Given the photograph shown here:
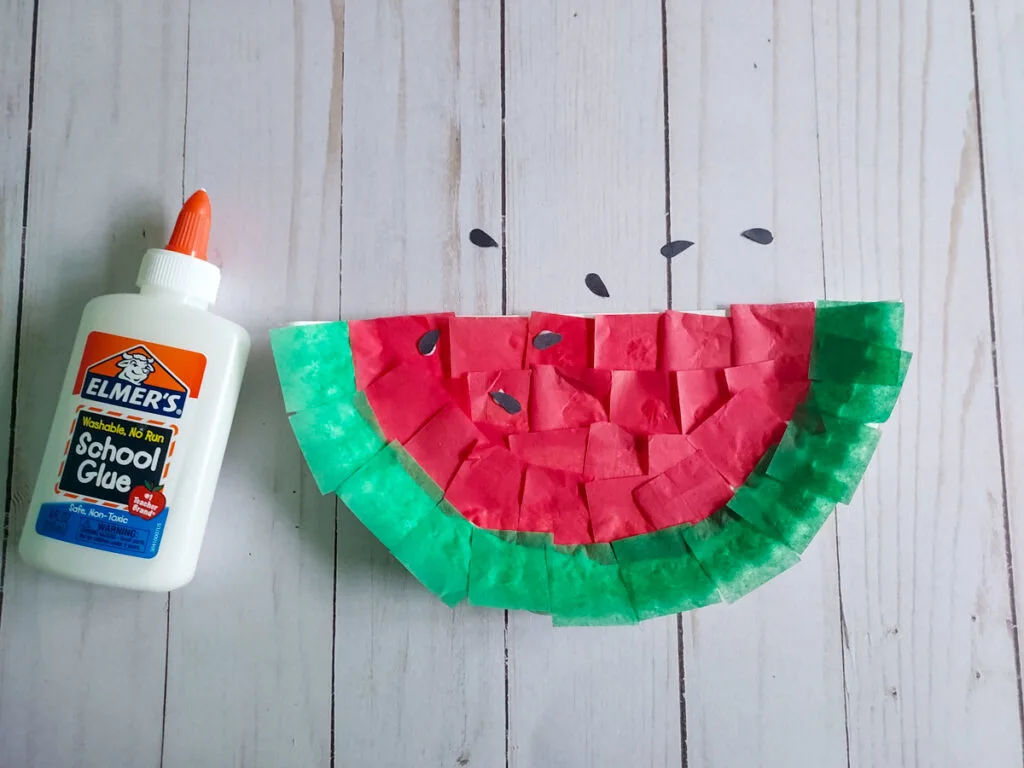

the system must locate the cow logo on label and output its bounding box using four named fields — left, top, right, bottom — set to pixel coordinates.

left=80, top=345, right=189, bottom=417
